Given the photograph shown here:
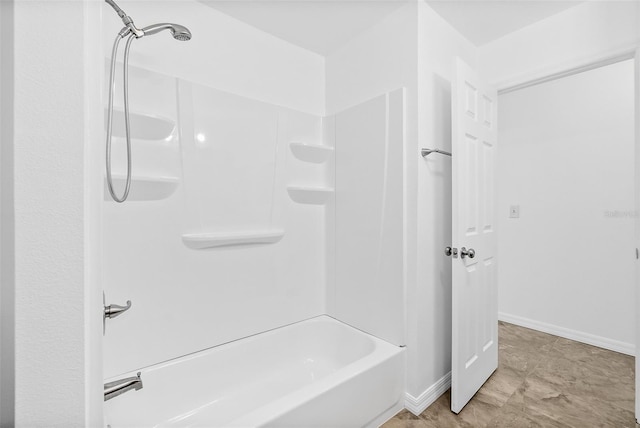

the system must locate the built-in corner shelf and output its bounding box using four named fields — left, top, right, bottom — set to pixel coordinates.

left=181, top=230, right=285, bottom=250
left=287, top=186, right=334, bottom=205
left=289, top=142, right=334, bottom=164
left=107, top=109, right=176, bottom=141
left=104, top=175, right=180, bottom=201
